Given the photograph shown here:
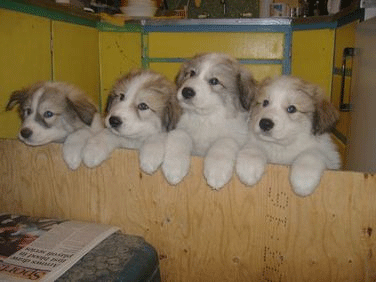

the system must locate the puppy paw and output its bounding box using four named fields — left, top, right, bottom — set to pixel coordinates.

left=83, top=138, right=111, bottom=168
left=236, top=155, right=266, bottom=186
left=290, top=165, right=322, bottom=197
left=139, top=141, right=165, bottom=175
left=63, top=143, right=83, bottom=170
left=204, top=155, right=234, bottom=190
left=162, top=155, right=190, bottom=185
